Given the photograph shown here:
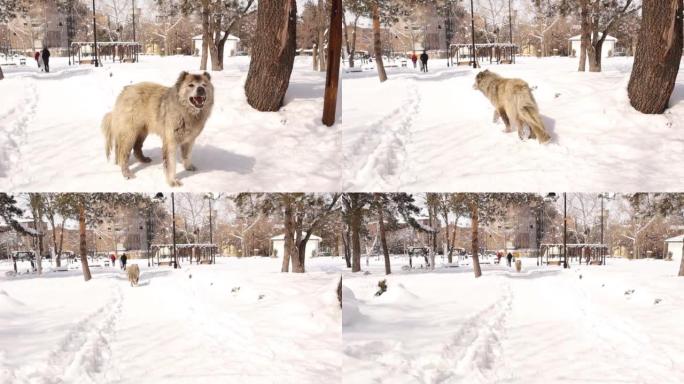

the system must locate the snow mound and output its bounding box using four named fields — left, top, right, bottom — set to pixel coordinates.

left=342, top=285, right=364, bottom=326
left=374, top=282, right=419, bottom=304
left=0, top=289, right=25, bottom=309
